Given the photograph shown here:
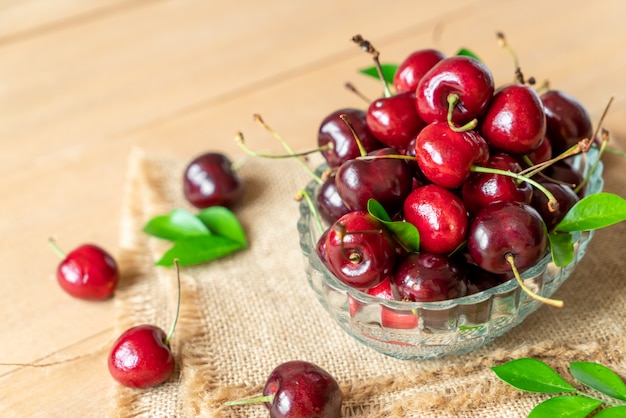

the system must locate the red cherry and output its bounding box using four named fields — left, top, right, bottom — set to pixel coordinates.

left=403, top=184, right=469, bottom=254
left=324, top=211, right=396, bottom=289
left=392, top=252, right=468, bottom=302
left=50, top=239, right=119, bottom=300
left=415, top=55, right=495, bottom=127
left=226, top=361, right=342, bottom=417
left=467, top=201, right=547, bottom=274
left=183, top=152, right=242, bottom=208
left=393, top=48, right=446, bottom=93
left=317, top=108, right=383, bottom=168
left=414, top=120, right=489, bottom=189
left=107, top=324, right=175, bottom=389
left=461, top=152, right=533, bottom=215
left=335, top=147, right=413, bottom=216
left=365, top=91, right=426, bottom=152
left=108, top=260, right=182, bottom=388
left=480, top=84, right=546, bottom=154
left=540, top=89, right=594, bottom=156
